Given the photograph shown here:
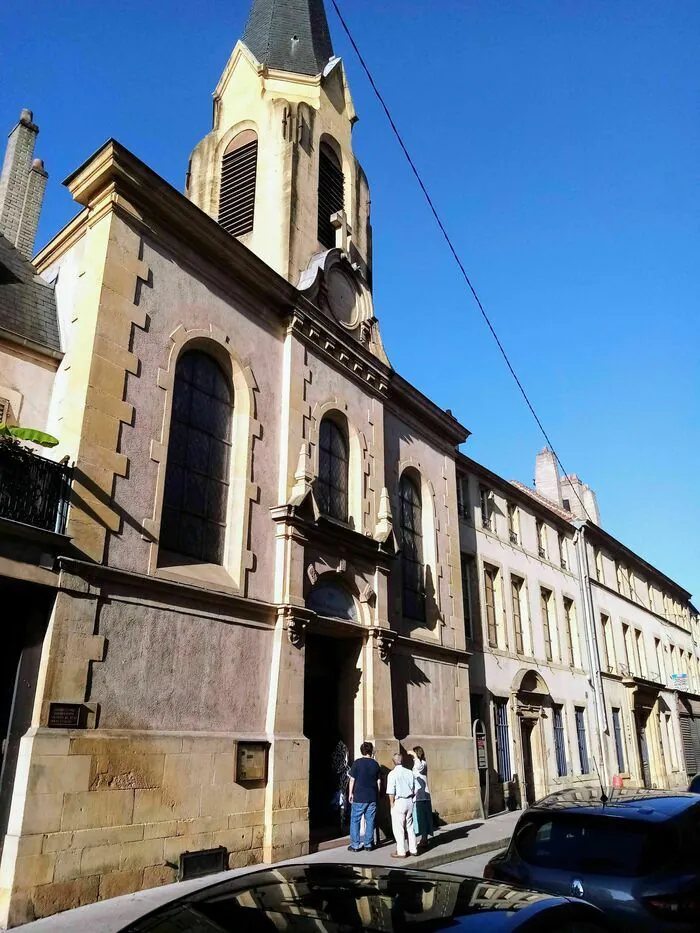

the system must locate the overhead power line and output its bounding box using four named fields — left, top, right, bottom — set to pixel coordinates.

left=330, top=0, right=593, bottom=524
